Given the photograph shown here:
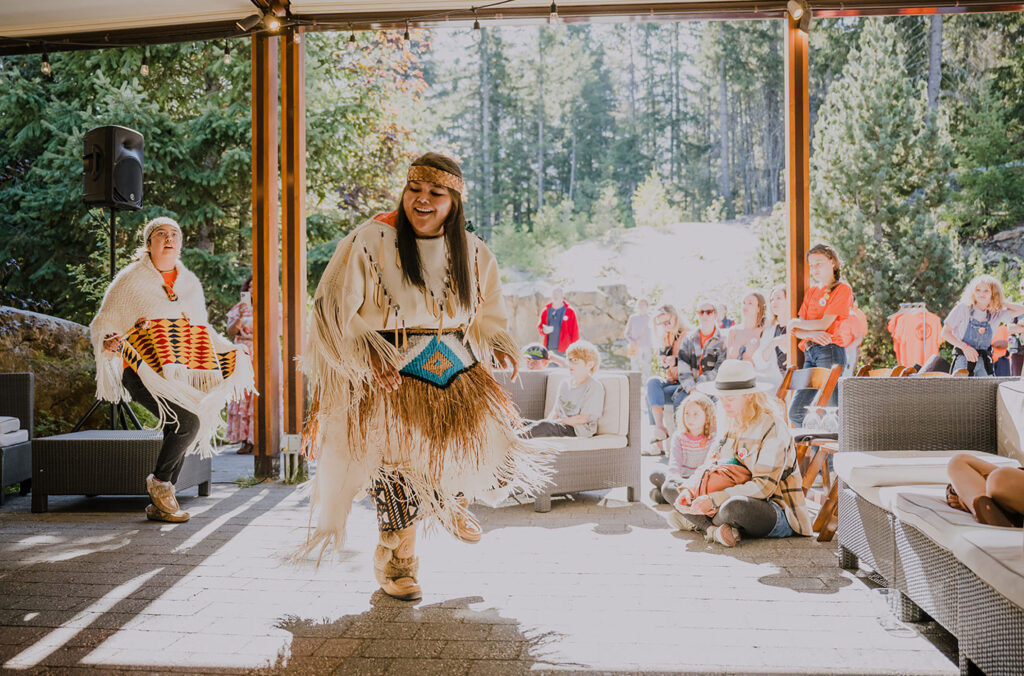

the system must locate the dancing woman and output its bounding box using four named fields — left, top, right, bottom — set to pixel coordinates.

left=90, top=217, right=255, bottom=522
left=299, top=153, right=550, bottom=600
